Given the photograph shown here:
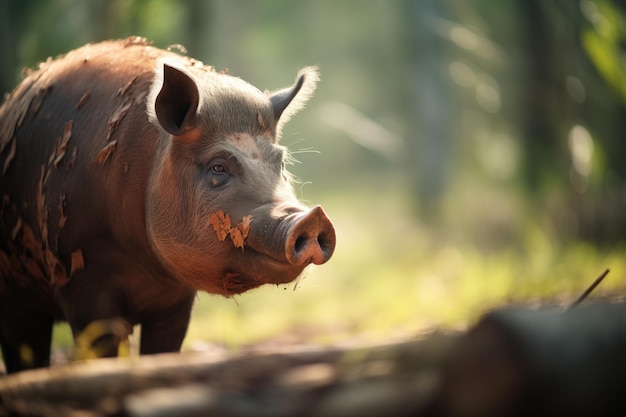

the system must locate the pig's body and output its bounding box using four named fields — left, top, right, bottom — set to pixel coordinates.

left=0, top=37, right=335, bottom=373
